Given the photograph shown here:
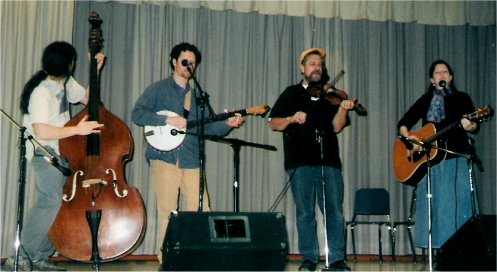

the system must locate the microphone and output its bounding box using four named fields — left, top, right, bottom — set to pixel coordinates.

left=180, top=59, right=194, bottom=74
left=181, top=59, right=190, bottom=67
left=181, top=59, right=194, bottom=74
left=26, top=135, right=71, bottom=176
left=52, top=158, right=72, bottom=177
left=439, top=80, right=447, bottom=89
left=439, top=80, right=452, bottom=95
left=399, top=135, right=413, bottom=150
left=43, top=156, right=71, bottom=176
